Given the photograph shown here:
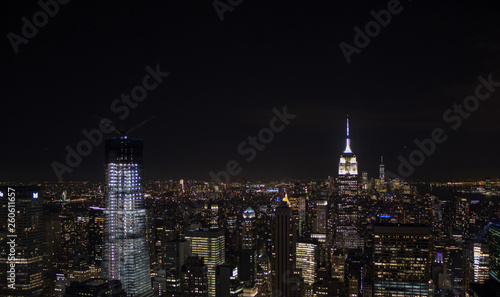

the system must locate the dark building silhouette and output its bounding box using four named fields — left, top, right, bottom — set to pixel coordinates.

left=271, top=201, right=297, bottom=297
left=181, top=256, right=209, bottom=297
